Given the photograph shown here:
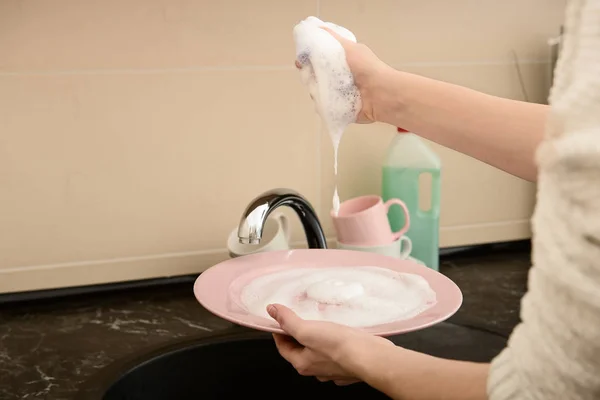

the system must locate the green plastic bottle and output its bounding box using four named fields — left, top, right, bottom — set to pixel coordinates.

left=382, top=128, right=442, bottom=270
